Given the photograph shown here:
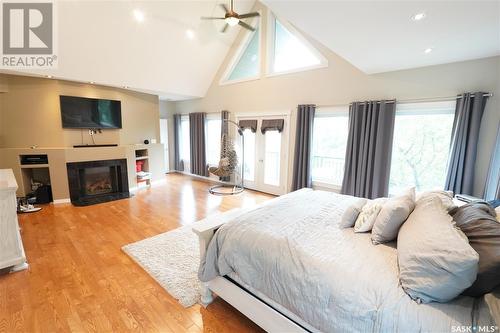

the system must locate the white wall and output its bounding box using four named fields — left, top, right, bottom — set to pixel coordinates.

left=171, top=4, right=500, bottom=197
left=160, top=100, right=177, bottom=171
